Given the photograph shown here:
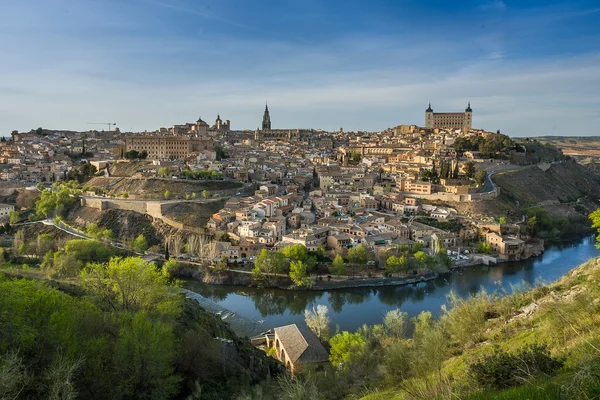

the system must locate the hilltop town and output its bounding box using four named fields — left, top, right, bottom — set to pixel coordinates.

left=2, top=103, right=600, bottom=288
